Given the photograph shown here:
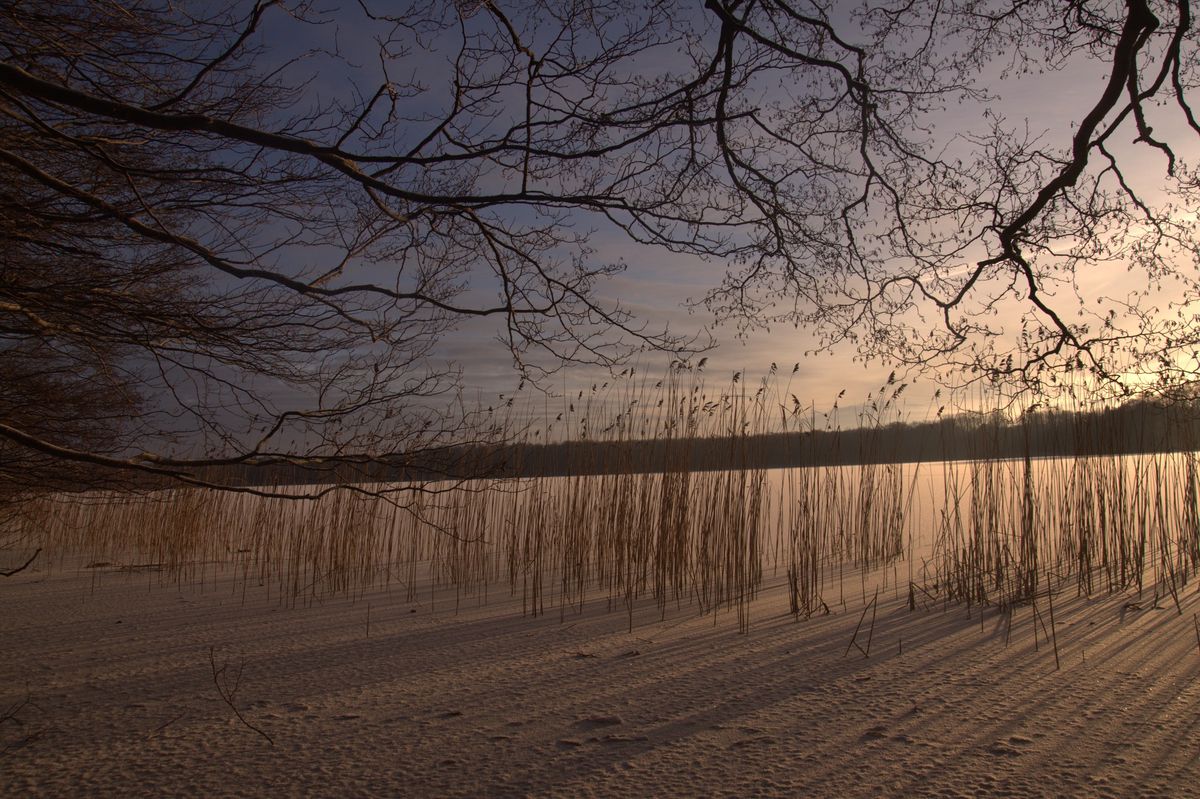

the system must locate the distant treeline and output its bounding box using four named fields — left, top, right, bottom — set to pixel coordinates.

left=498, top=396, right=1200, bottom=477
left=207, top=395, right=1200, bottom=487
